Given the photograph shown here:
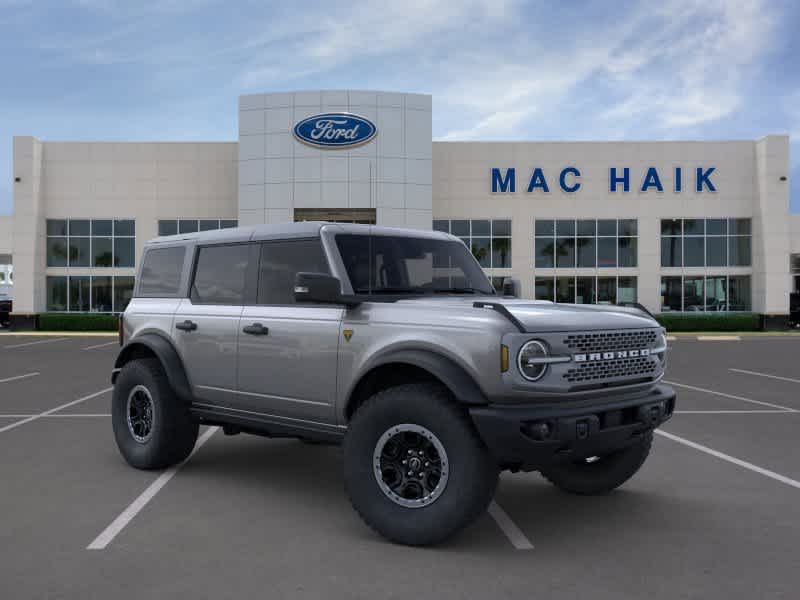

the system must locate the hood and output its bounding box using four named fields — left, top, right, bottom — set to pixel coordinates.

left=393, top=296, right=658, bottom=333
